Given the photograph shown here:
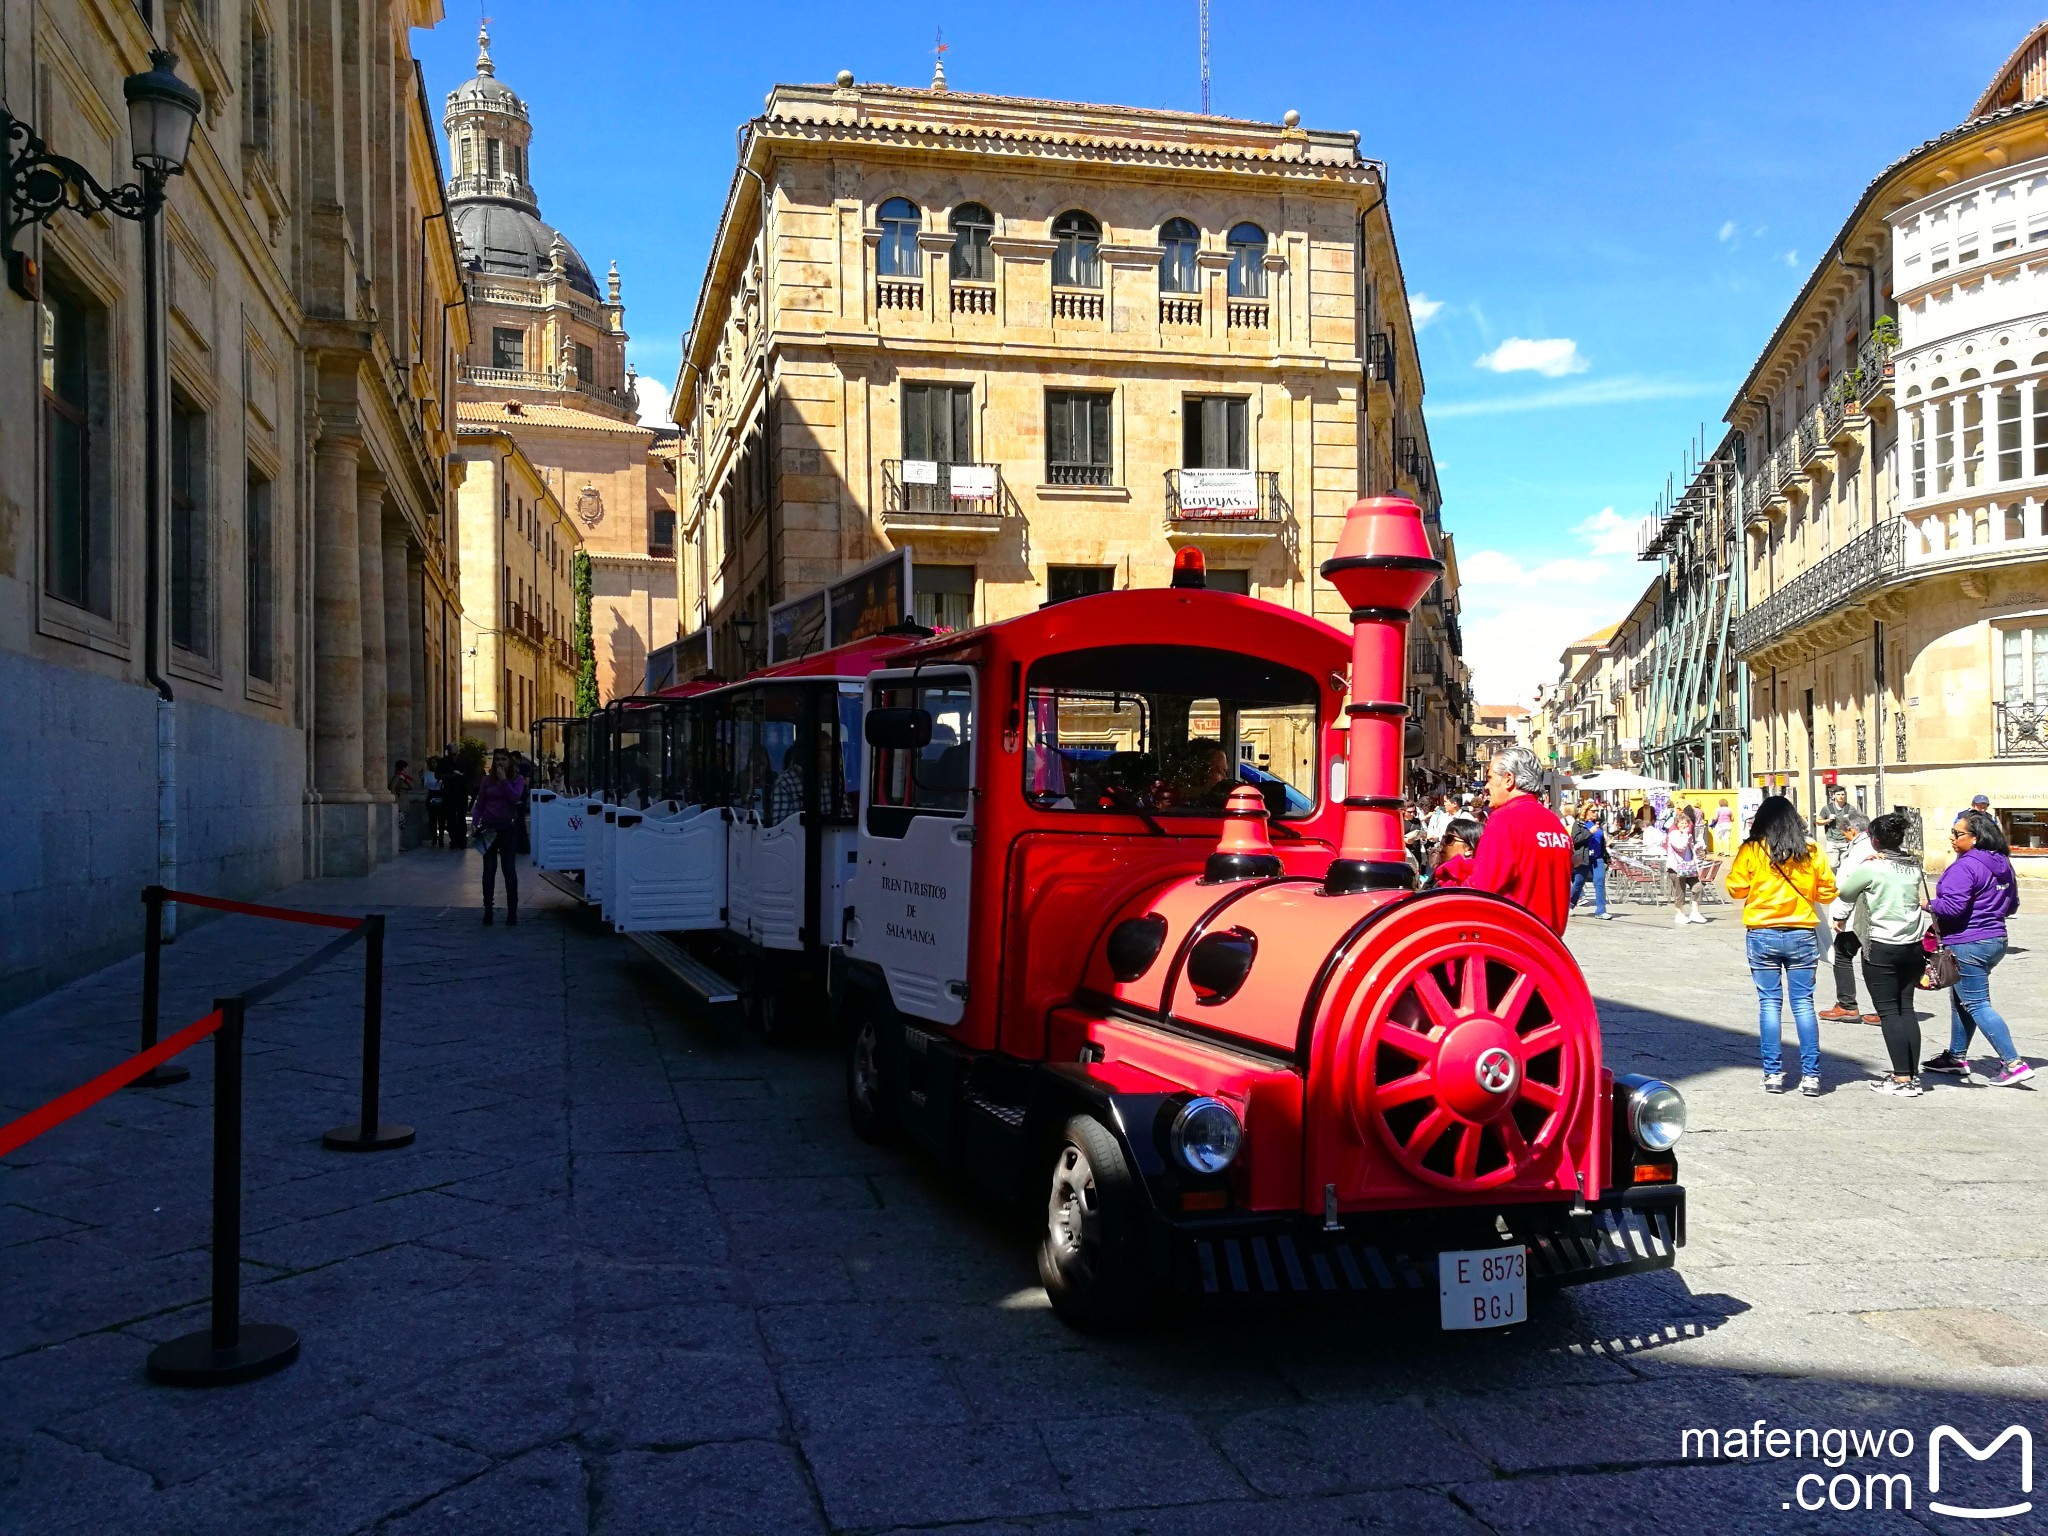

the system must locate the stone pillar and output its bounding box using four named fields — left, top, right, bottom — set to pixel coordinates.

left=358, top=470, right=391, bottom=855
left=384, top=517, right=415, bottom=847
left=313, top=434, right=369, bottom=873
left=407, top=549, right=429, bottom=771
